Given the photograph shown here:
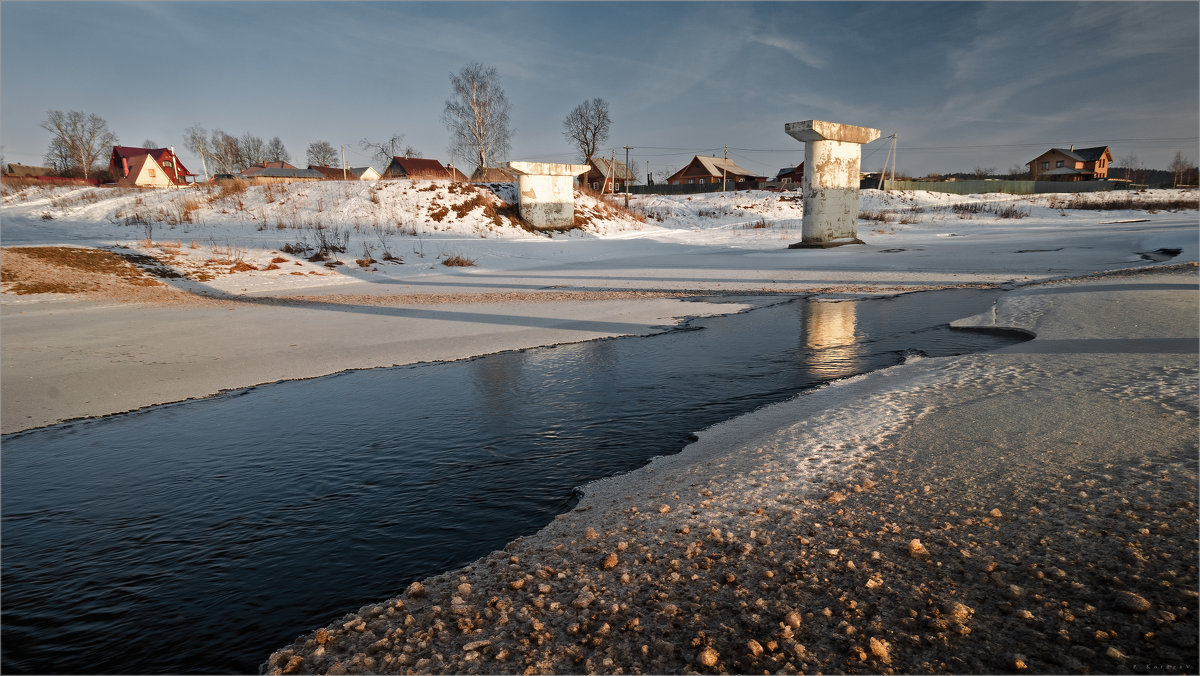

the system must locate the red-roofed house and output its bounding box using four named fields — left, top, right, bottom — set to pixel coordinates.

left=116, top=154, right=172, bottom=188
left=110, top=146, right=194, bottom=186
